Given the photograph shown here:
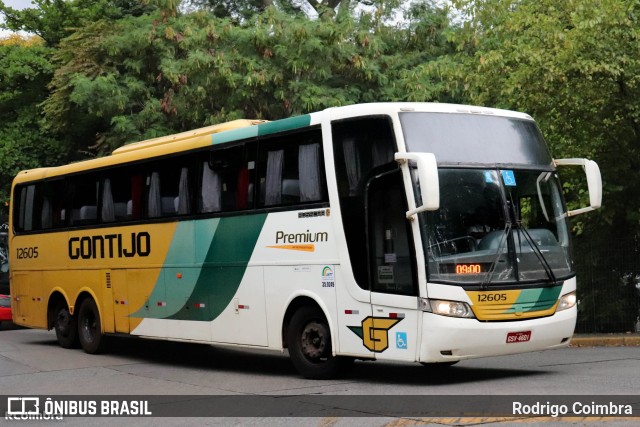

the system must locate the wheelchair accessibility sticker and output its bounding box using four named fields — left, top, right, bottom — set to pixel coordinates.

left=501, top=170, right=517, bottom=186
left=396, top=332, right=408, bottom=349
